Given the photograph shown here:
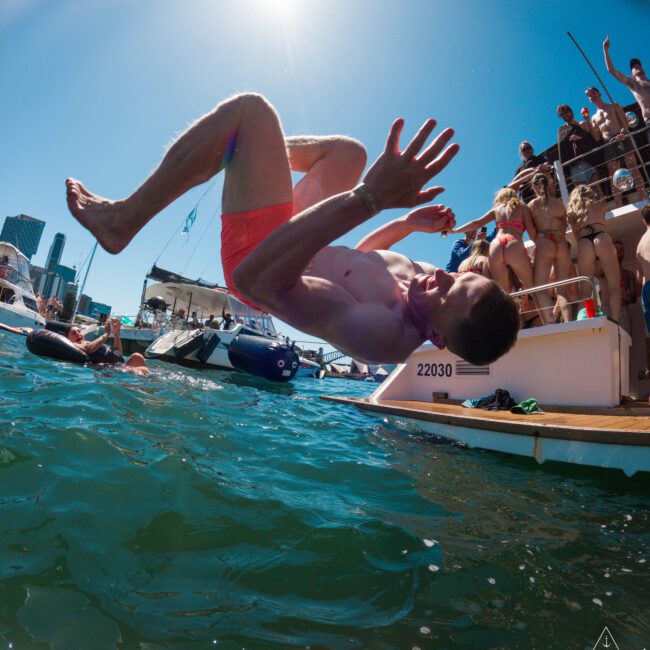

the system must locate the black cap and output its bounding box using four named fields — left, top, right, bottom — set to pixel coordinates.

left=630, top=57, right=642, bottom=70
